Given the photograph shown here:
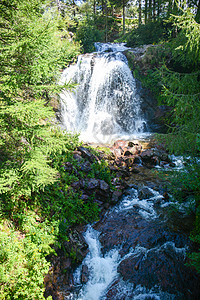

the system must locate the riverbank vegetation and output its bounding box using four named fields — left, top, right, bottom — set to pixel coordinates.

left=0, top=0, right=200, bottom=298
